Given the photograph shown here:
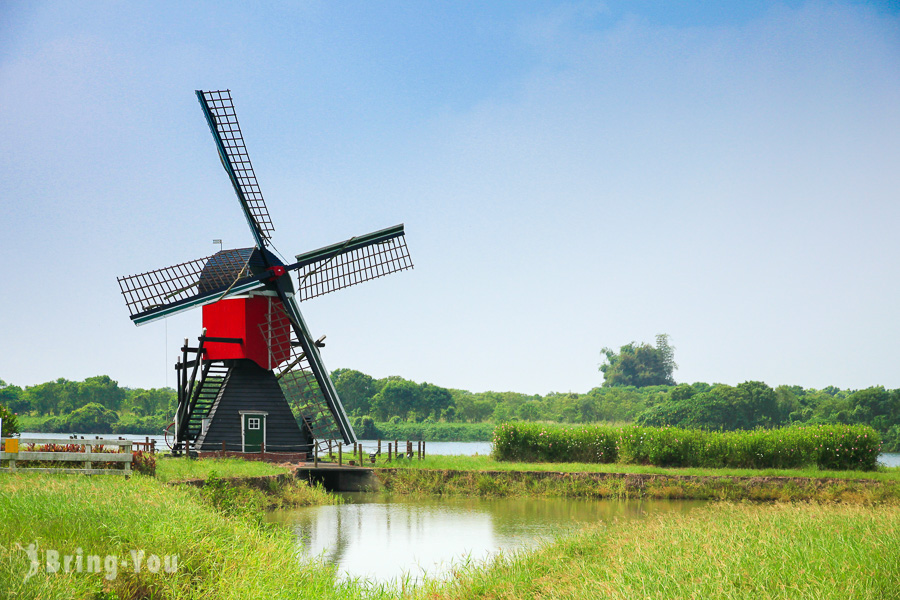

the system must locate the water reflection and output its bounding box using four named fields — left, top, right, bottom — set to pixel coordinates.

left=267, top=494, right=704, bottom=583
